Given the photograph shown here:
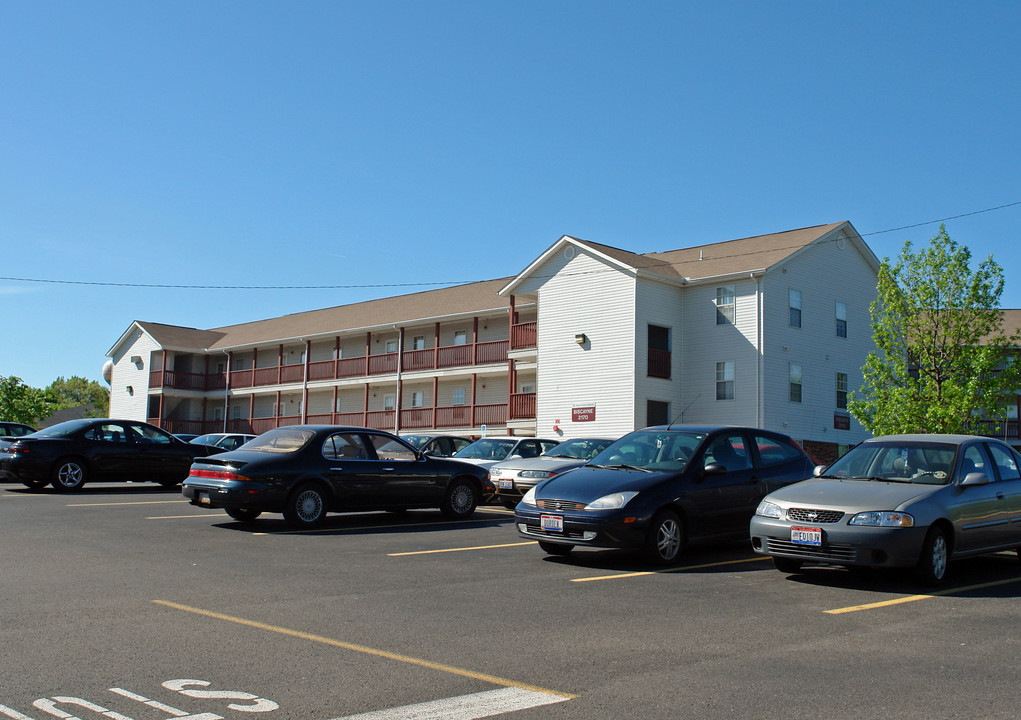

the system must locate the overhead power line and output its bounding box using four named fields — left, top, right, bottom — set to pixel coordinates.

left=2, top=199, right=1019, bottom=291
